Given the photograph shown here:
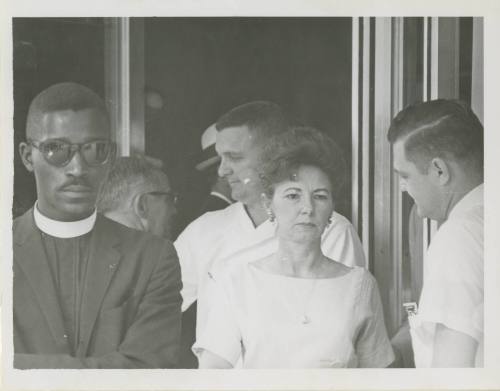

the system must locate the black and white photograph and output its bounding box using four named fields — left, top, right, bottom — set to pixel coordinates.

left=1, top=0, right=500, bottom=389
